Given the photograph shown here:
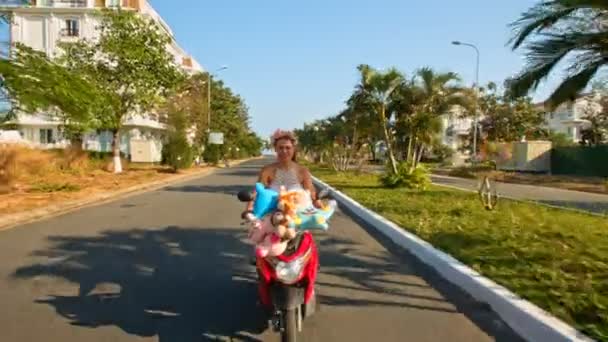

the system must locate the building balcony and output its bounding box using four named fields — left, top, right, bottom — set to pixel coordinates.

left=48, top=0, right=87, bottom=8
left=0, top=0, right=141, bottom=9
